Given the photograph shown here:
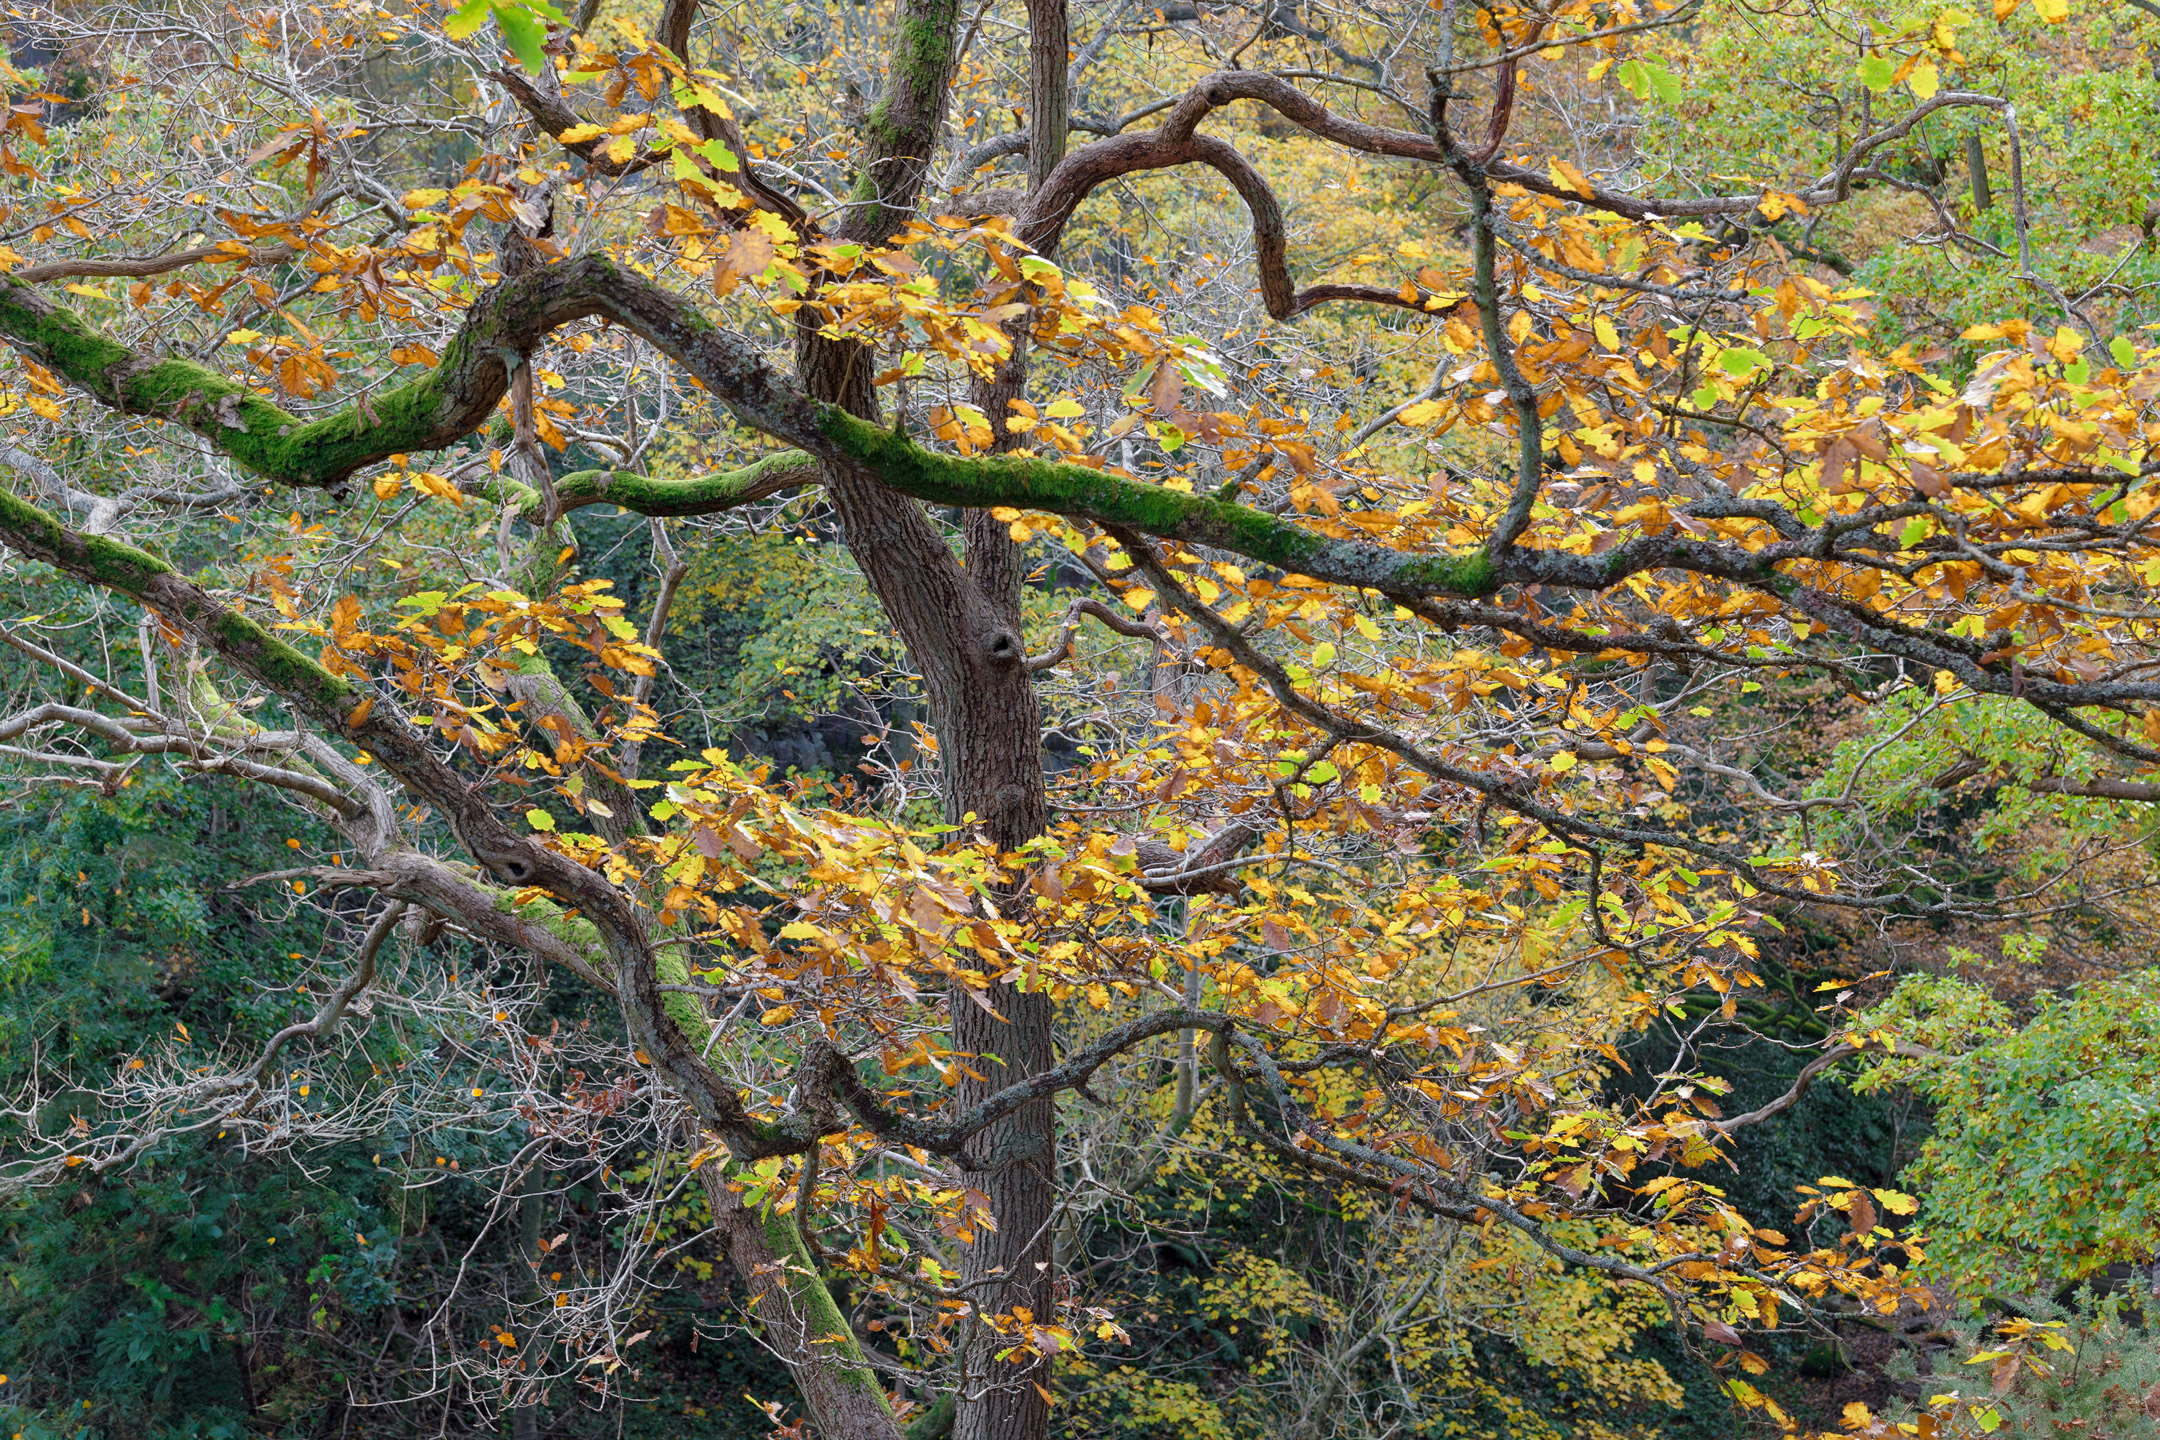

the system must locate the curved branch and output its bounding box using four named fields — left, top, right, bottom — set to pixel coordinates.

left=1711, top=1039, right=1937, bottom=1134
left=16, top=241, right=297, bottom=285
left=0, top=484, right=809, bottom=1164
left=812, top=1007, right=1227, bottom=1155
left=536, top=451, right=820, bottom=516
